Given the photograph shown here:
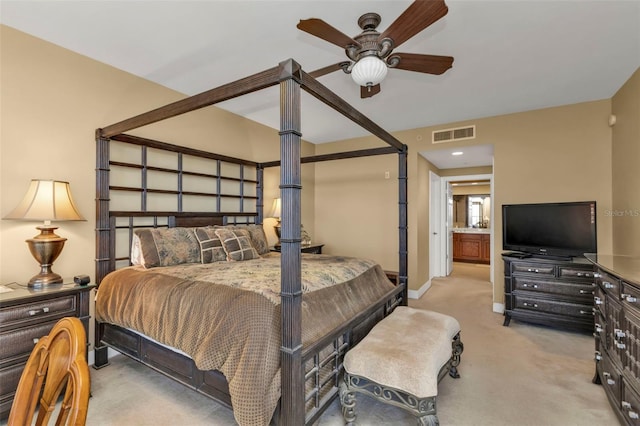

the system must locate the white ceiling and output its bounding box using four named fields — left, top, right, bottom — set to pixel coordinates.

left=420, top=144, right=493, bottom=169
left=2, top=0, right=639, bottom=160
